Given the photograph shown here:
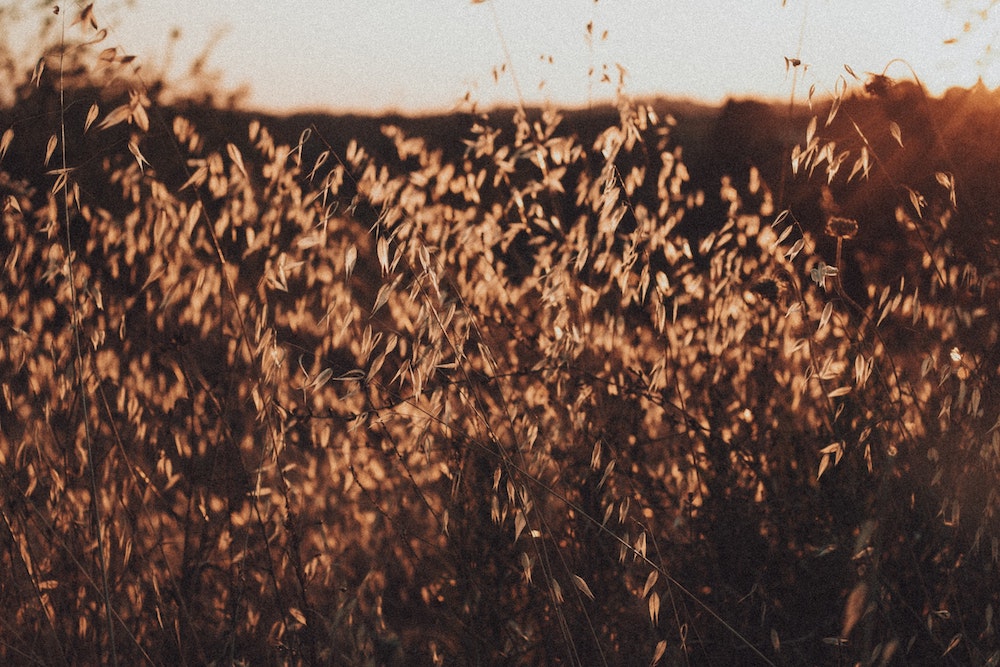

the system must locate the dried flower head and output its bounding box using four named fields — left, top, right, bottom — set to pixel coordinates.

left=865, top=73, right=894, bottom=98
left=825, top=216, right=858, bottom=240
